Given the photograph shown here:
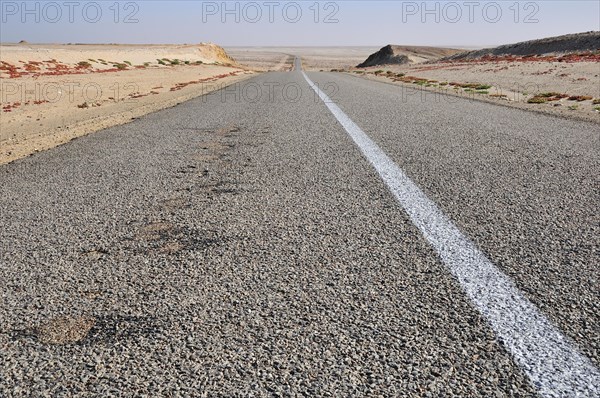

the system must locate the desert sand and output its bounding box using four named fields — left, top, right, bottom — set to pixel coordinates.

left=347, top=59, right=599, bottom=123
left=0, top=43, right=253, bottom=164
